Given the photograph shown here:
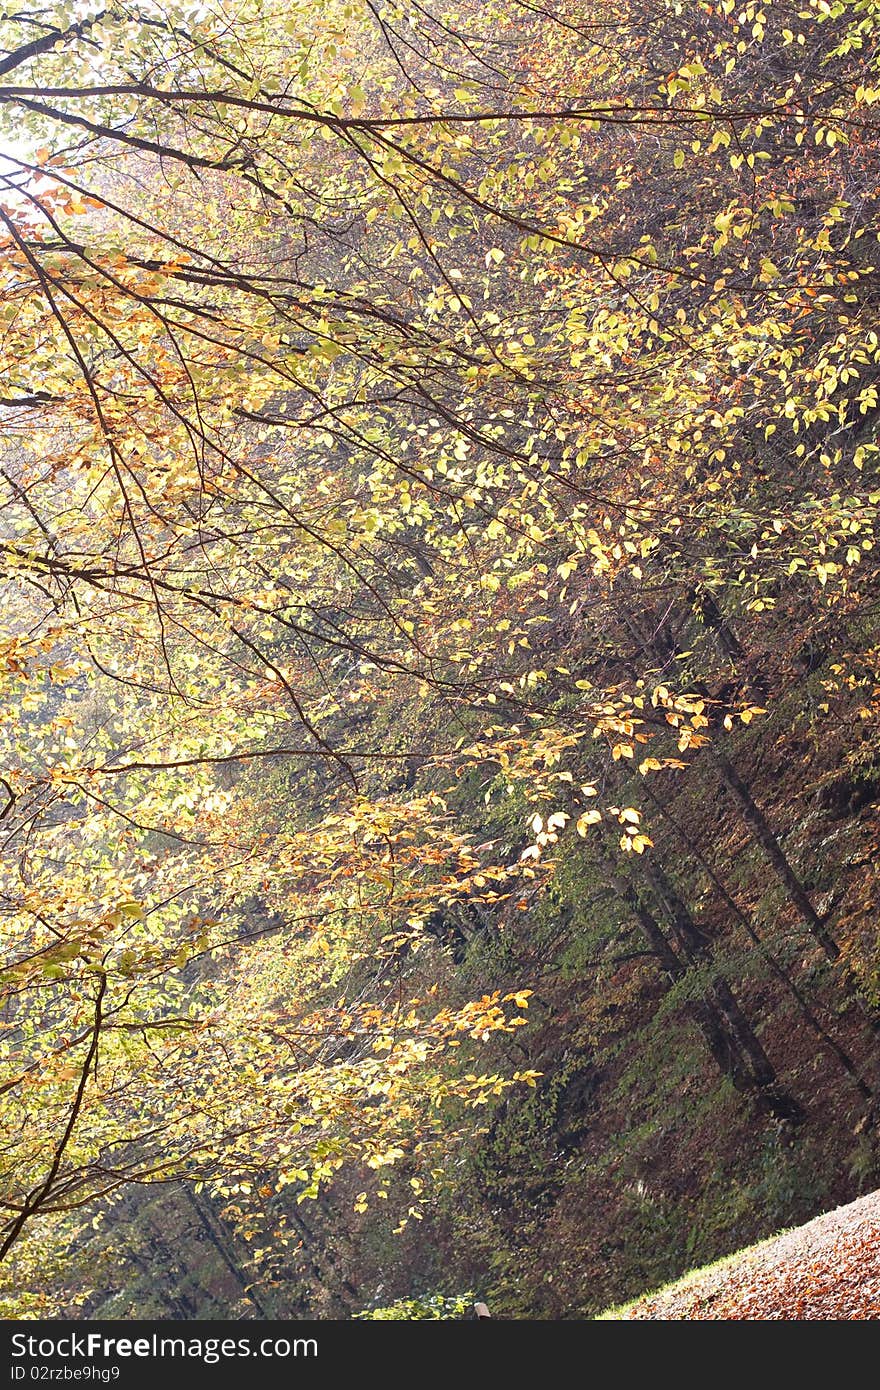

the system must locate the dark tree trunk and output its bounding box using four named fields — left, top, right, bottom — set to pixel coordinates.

left=605, top=848, right=802, bottom=1119
left=710, top=747, right=841, bottom=962
left=185, top=1187, right=273, bottom=1319
left=638, top=861, right=803, bottom=1121
left=641, top=783, right=874, bottom=1099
